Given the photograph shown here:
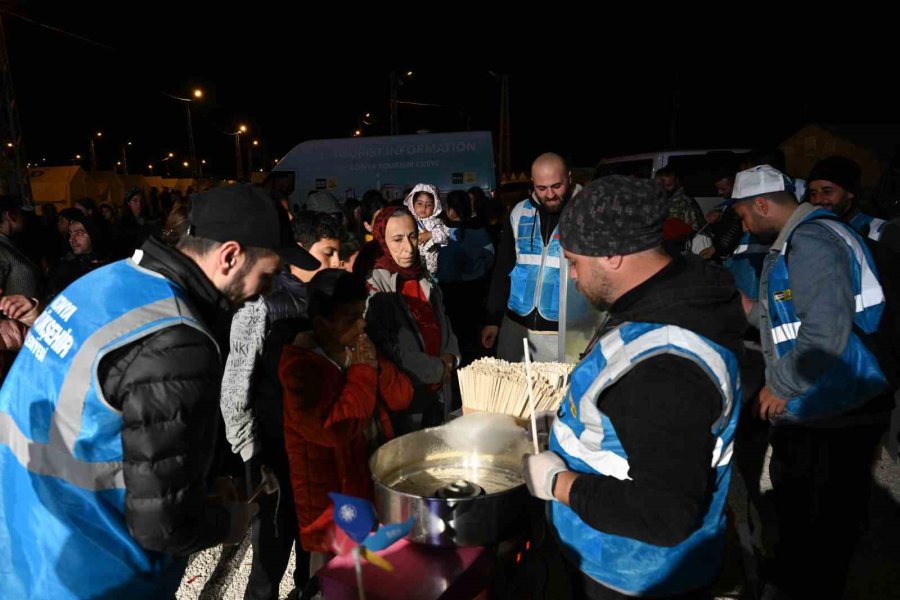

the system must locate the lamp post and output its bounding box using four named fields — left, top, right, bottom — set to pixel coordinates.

left=166, top=88, right=203, bottom=178
left=121, top=141, right=132, bottom=175
left=249, top=139, right=259, bottom=175
left=88, top=131, right=102, bottom=171
left=228, top=124, right=247, bottom=180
